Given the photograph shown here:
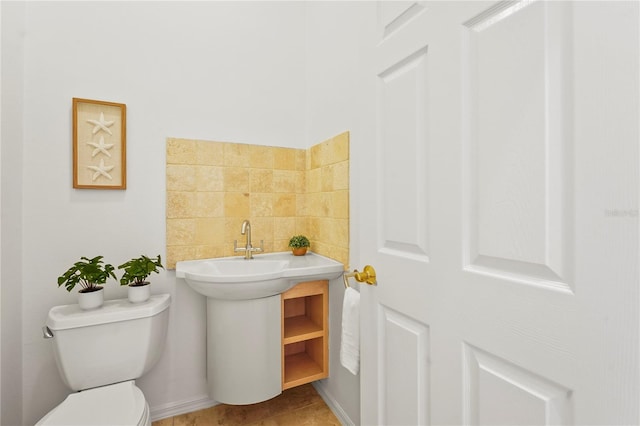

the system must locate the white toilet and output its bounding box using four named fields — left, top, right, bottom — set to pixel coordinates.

left=37, top=294, right=171, bottom=426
